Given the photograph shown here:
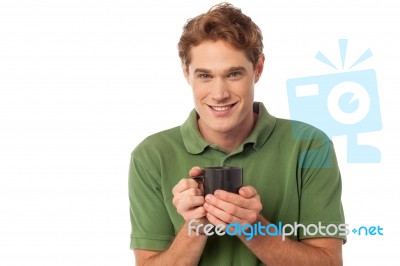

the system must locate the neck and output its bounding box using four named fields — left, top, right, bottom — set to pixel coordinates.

left=199, top=113, right=258, bottom=153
